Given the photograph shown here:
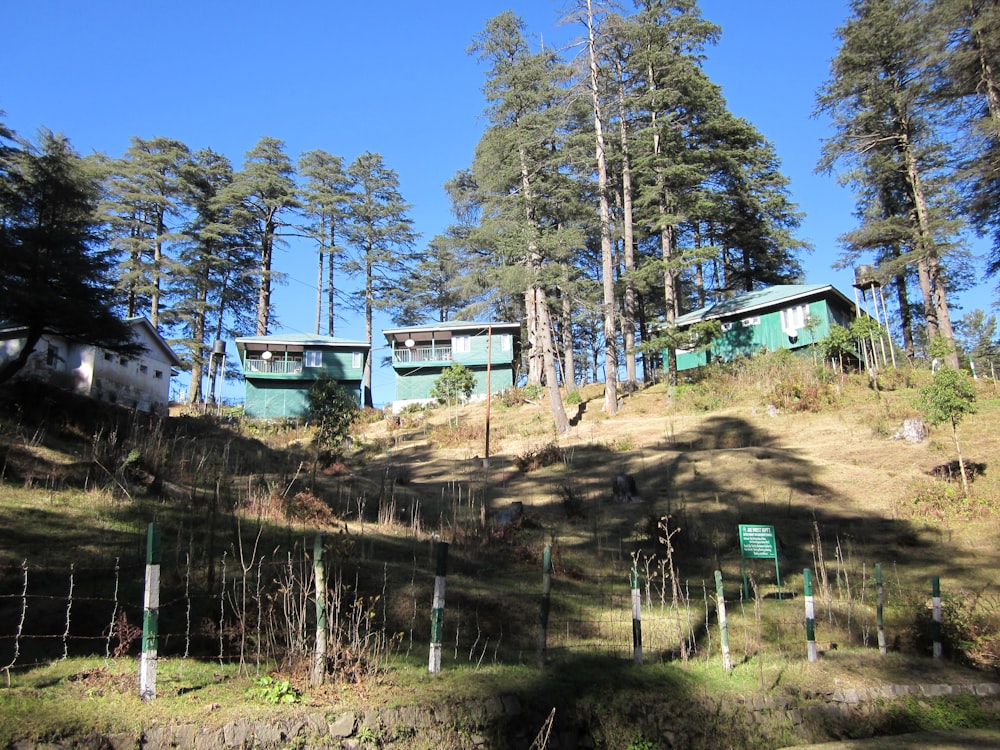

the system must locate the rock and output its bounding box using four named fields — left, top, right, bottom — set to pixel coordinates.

left=892, top=417, right=927, bottom=444
left=329, top=711, right=357, bottom=738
